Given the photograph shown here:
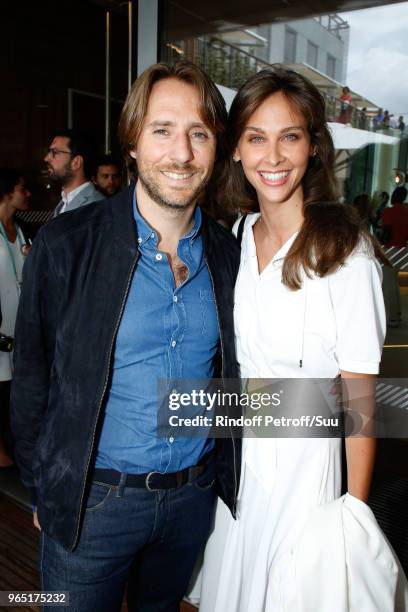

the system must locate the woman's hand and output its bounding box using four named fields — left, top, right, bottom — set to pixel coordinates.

left=341, top=370, right=377, bottom=503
